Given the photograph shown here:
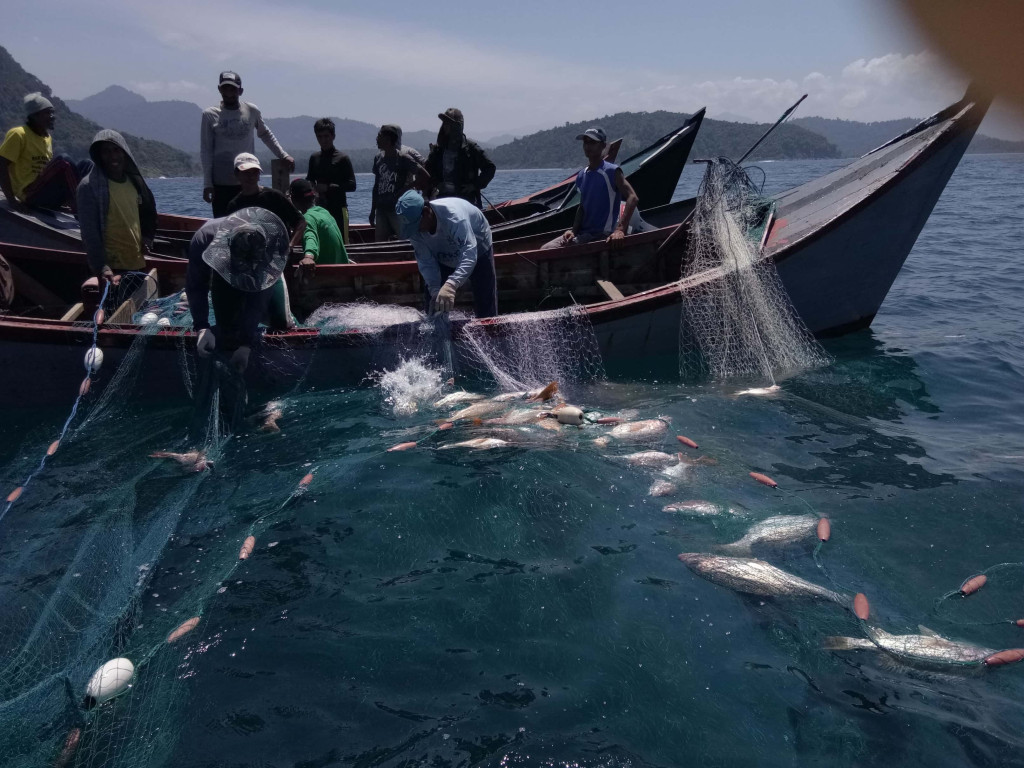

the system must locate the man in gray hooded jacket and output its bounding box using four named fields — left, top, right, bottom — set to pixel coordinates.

left=76, top=129, right=157, bottom=298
